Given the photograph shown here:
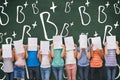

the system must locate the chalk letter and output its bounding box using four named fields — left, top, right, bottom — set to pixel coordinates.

left=0, top=6, right=9, bottom=26
left=32, top=3, right=39, bottom=14
left=98, top=6, right=107, bottom=23
left=16, top=6, right=25, bottom=24
left=114, top=3, right=120, bottom=14
left=78, top=6, right=91, bottom=26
